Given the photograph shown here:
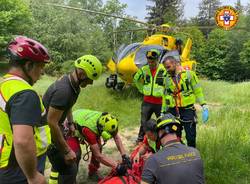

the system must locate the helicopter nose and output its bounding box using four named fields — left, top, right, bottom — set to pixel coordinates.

left=117, top=55, right=138, bottom=83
